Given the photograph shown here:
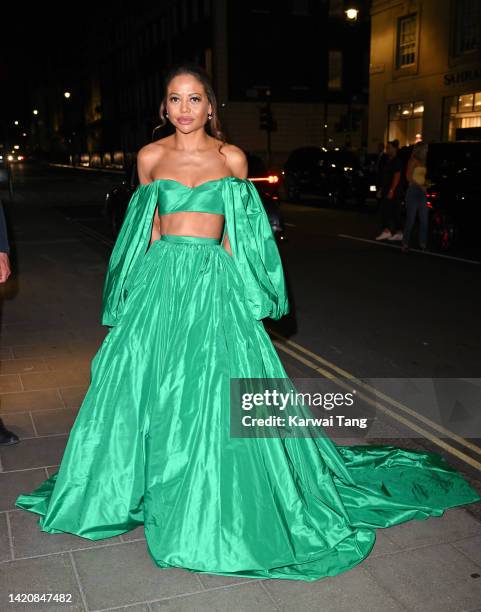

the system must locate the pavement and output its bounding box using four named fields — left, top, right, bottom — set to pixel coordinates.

left=1, top=178, right=481, bottom=612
